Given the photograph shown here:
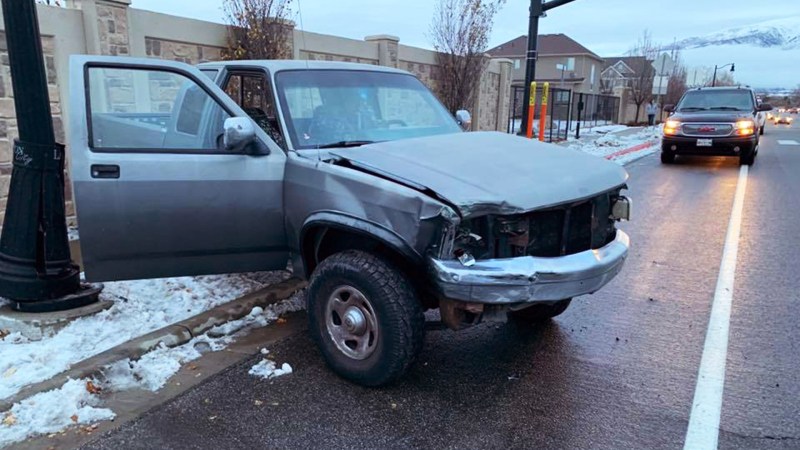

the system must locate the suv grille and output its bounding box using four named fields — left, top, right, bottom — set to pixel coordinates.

left=681, top=123, right=733, bottom=137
